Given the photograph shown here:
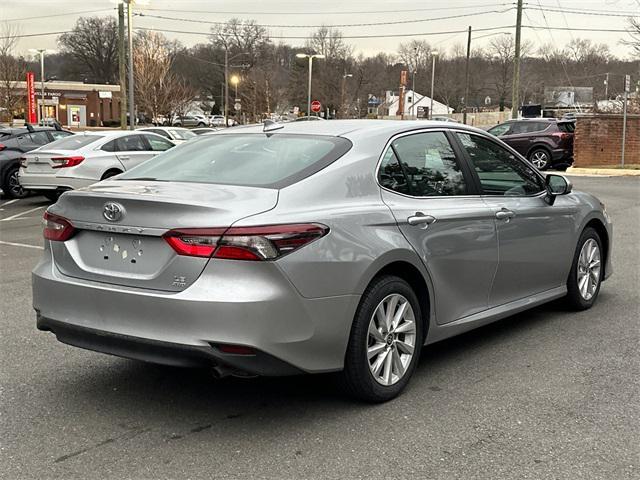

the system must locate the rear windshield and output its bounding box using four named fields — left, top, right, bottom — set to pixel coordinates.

left=119, top=133, right=352, bottom=188
left=169, top=129, right=196, bottom=140
left=558, top=122, right=575, bottom=133
left=44, top=134, right=102, bottom=150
